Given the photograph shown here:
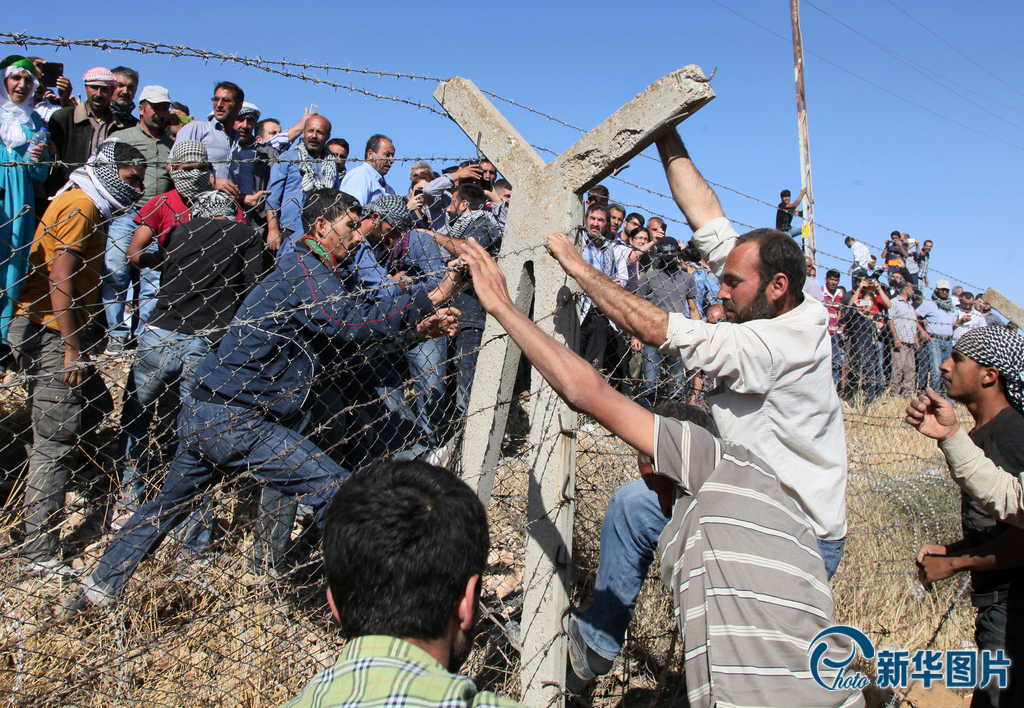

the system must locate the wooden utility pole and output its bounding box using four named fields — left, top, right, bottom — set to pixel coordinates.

left=791, top=0, right=816, bottom=261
